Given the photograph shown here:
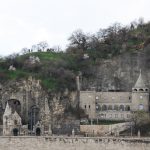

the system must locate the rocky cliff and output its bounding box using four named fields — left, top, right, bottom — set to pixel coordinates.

left=0, top=77, right=78, bottom=131
left=81, top=45, right=150, bottom=92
